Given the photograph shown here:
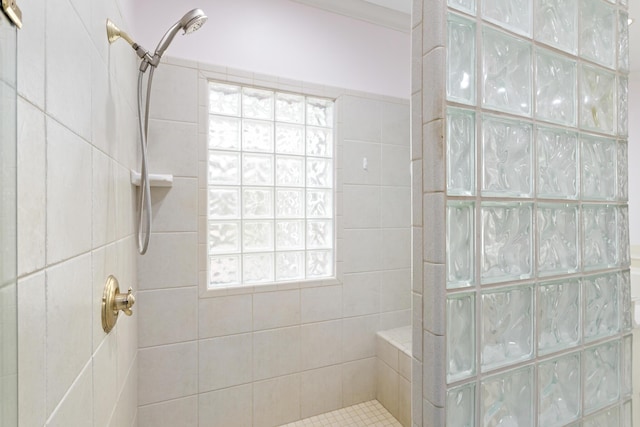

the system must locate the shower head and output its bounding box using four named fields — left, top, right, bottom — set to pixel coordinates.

left=106, top=19, right=135, bottom=46
left=153, top=9, right=207, bottom=59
